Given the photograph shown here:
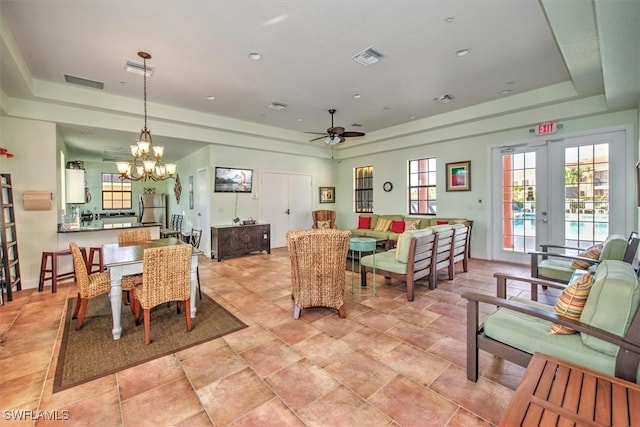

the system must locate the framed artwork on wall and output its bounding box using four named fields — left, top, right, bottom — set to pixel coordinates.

left=446, top=161, right=471, bottom=191
left=319, top=186, right=335, bottom=203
